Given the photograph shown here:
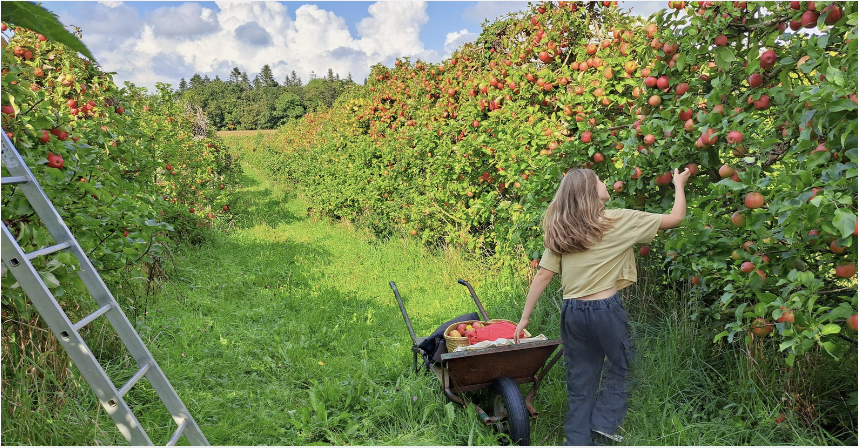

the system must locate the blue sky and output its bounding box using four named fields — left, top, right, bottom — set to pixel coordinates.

left=37, top=1, right=663, bottom=91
